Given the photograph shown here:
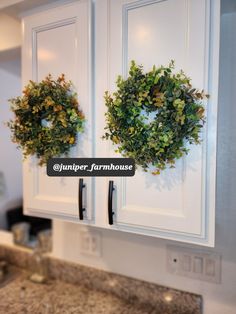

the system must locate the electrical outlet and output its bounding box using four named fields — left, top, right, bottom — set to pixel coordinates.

left=79, top=230, right=102, bottom=257
left=167, top=245, right=221, bottom=284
